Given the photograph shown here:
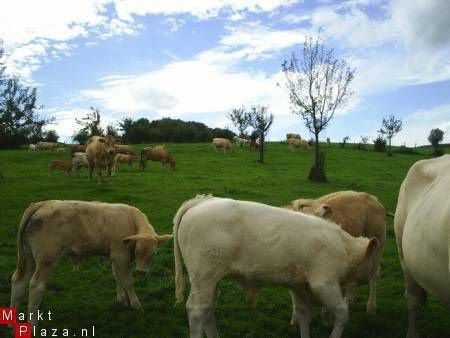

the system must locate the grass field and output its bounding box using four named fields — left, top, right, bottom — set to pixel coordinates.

left=0, top=142, right=449, bottom=338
